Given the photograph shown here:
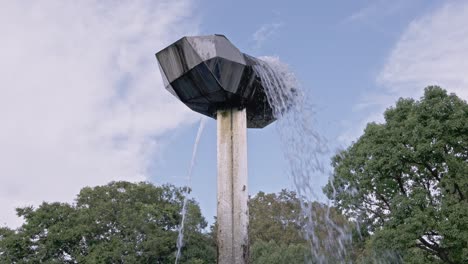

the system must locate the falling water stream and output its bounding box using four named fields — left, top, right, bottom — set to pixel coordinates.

left=174, top=117, right=206, bottom=264
left=253, top=57, right=352, bottom=263
left=174, top=57, right=352, bottom=263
